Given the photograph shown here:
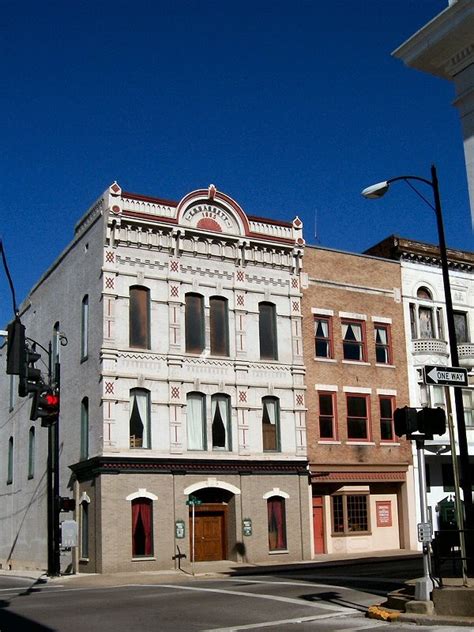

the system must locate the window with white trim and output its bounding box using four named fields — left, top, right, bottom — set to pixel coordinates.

left=342, top=320, right=366, bottom=361
left=262, top=396, right=280, bottom=451
left=129, top=388, right=151, bottom=449
left=187, top=392, right=206, bottom=450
